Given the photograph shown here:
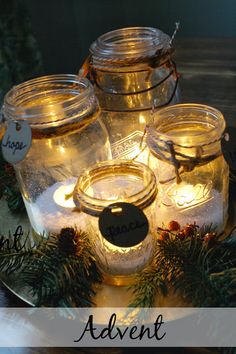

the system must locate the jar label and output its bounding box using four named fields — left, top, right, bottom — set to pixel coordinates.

left=162, top=181, right=213, bottom=210
left=98, top=202, right=149, bottom=247
left=111, top=131, right=143, bottom=159
left=1, top=121, right=32, bottom=164
left=221, top=127, right=236, bottom=170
